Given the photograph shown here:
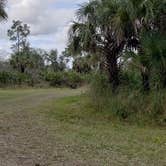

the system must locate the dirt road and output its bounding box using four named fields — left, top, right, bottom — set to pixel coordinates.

left=0, top=89, right=83, bottom=166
